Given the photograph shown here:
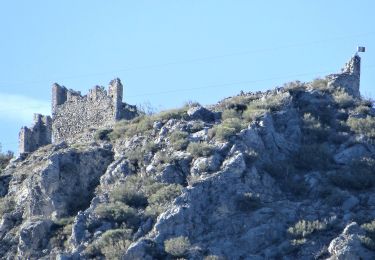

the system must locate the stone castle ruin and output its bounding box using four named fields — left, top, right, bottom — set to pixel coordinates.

left=19, top=78, right=138, bottom=154
left=19, top=54, right=362, bottom=154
